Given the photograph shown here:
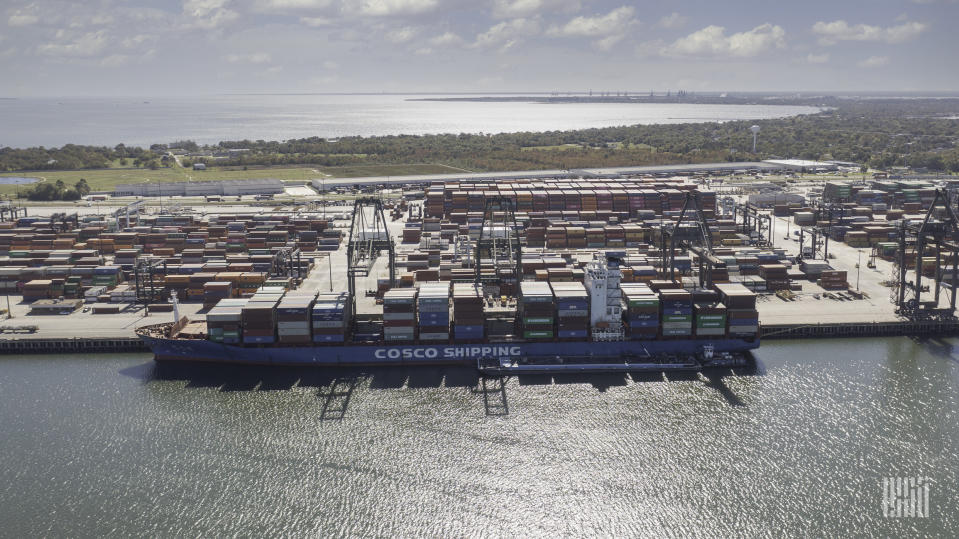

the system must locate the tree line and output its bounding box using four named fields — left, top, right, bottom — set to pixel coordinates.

left=26, top=179, right=91, bottom=201
left=0, top=144, right=162, bottom=172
